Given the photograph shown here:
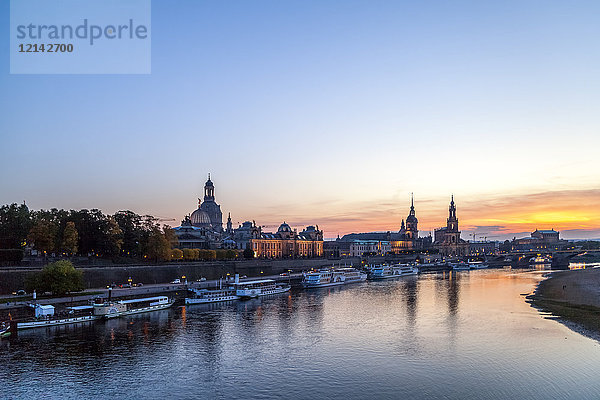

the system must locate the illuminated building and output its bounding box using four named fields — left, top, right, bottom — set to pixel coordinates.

left=250, top=223, right=323, bottom=258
